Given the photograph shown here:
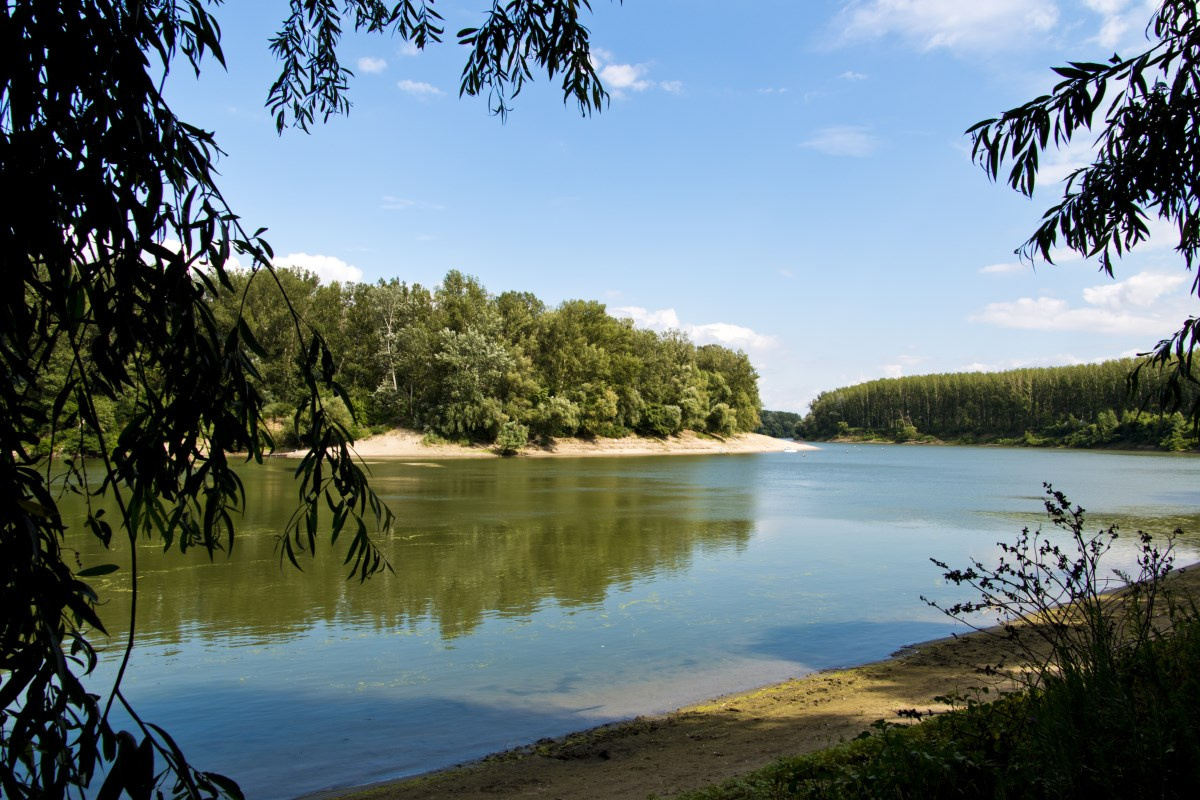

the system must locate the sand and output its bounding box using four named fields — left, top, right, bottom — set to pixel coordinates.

left=309, top=430, right=819, bottom=459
